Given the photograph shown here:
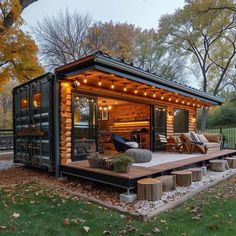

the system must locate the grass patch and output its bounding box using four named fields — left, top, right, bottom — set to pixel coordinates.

left=0, top=177, right=236, bottom=236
